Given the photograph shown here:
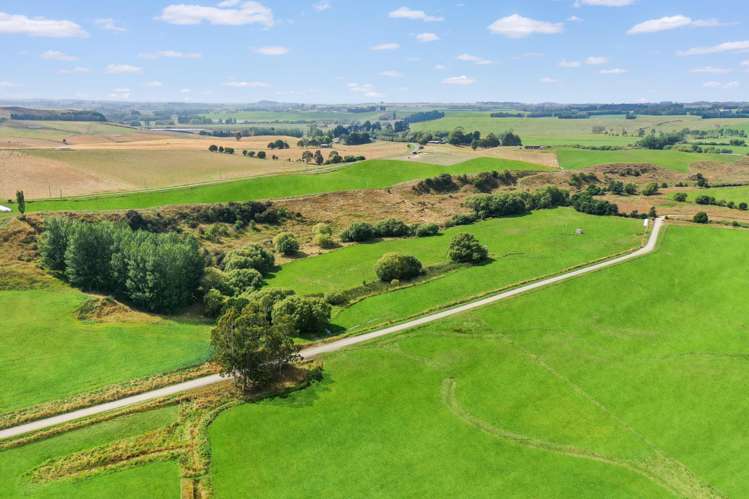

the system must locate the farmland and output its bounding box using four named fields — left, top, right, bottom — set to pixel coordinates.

left=24, top=157, right=548, bottom=212
left=555, top=147, right=740, bottom=171
left=210, top=223, right=749, bottom=497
